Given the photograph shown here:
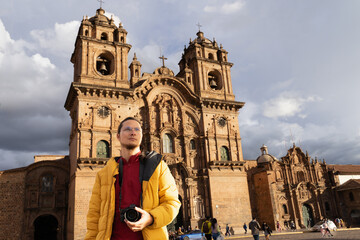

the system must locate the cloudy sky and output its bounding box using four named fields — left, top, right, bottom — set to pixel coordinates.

left=0, top=0, right=359, bottom=170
